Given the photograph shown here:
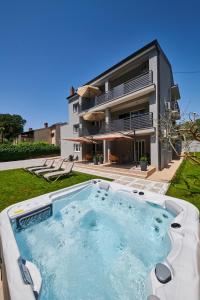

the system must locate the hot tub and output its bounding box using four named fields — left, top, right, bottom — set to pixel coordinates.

left=0, top=180, right=199, bottom=300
